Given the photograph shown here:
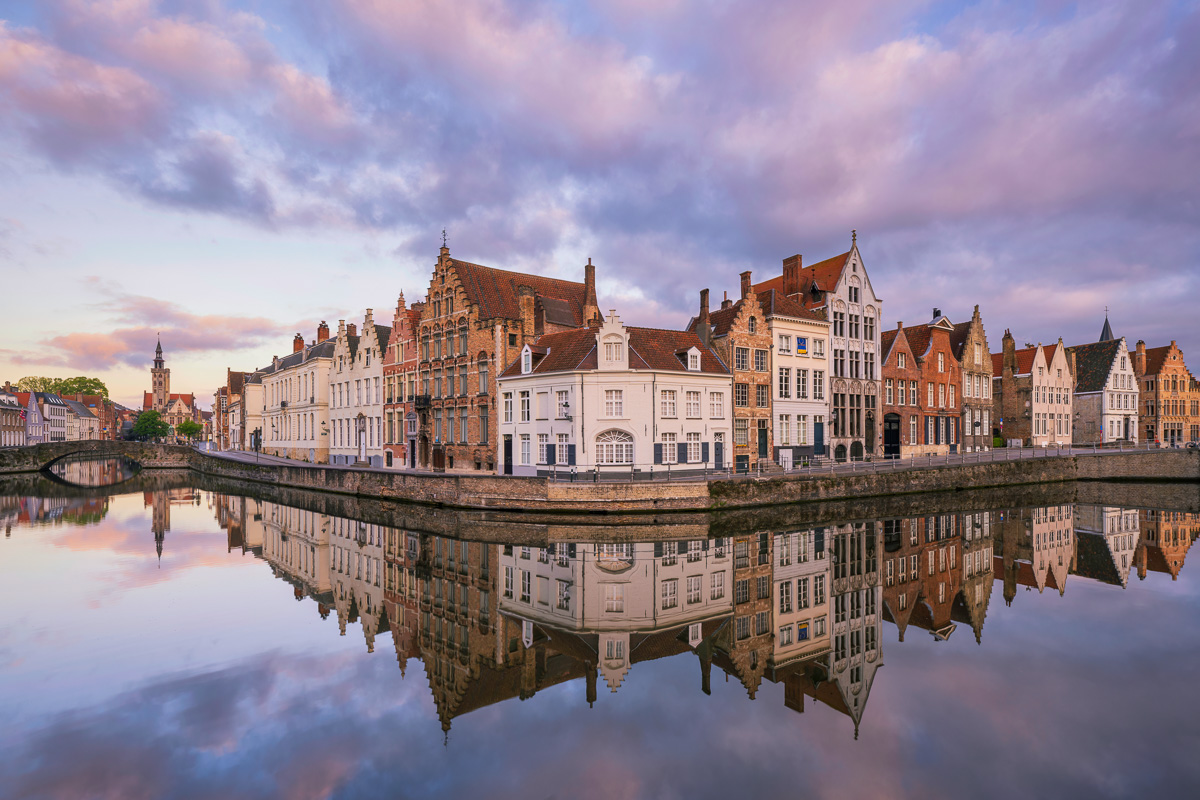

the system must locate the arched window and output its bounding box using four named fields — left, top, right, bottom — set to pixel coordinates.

left=596, top=429, right=634, bottom=465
